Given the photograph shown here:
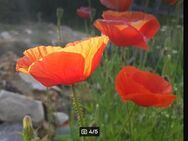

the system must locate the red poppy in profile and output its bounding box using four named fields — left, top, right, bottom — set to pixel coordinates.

left=16, top=35, right=109, bottom=87
left=76, top=6, right=93, bottom=19
left=165, top=0, right=176, bottom=5
left=115, top=66, right=176, bottom=108
left=94, top=11, right=160, bottom=50
left=99, top=0, right=133, bottom=11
